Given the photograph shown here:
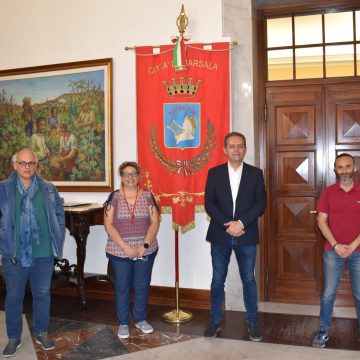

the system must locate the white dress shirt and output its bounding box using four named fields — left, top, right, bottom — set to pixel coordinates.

left=227, top=162, right=243, bottom=216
